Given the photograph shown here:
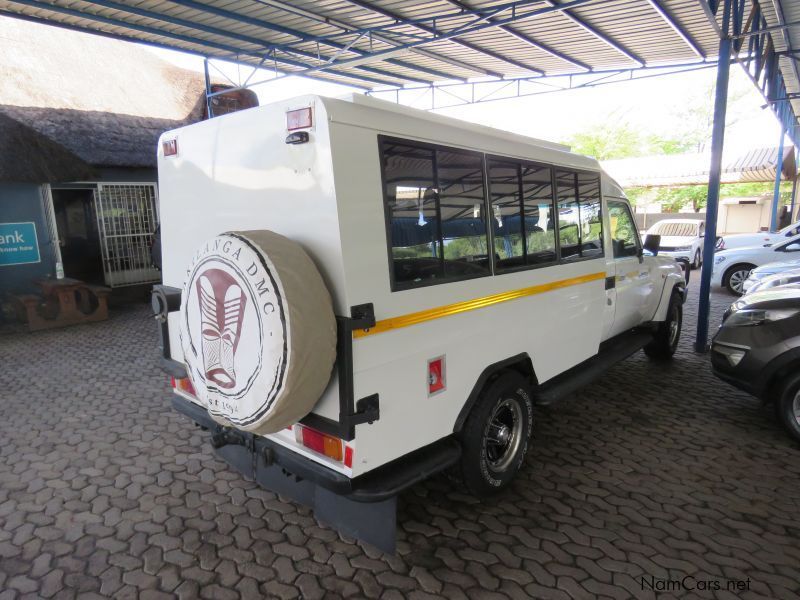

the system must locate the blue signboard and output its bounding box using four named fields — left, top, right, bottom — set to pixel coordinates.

left=0, top=222, right=41, bottom=266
